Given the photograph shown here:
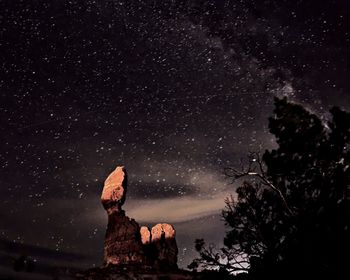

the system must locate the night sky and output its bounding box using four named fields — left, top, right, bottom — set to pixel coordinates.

left=1, top=0, right=350, bottom=276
